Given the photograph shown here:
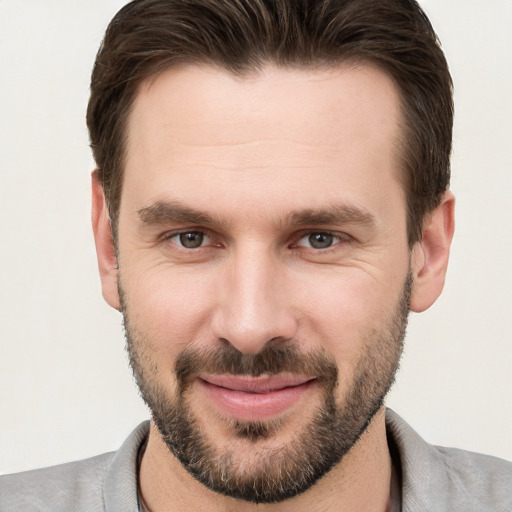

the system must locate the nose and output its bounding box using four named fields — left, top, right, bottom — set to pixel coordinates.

left=211, top=245, right=298, bottom=354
